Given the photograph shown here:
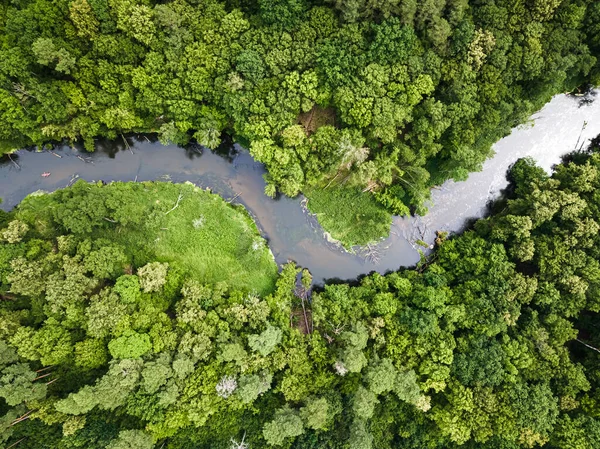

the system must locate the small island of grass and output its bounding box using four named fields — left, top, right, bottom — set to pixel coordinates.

left=9, top=180, right=278, bottom=295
